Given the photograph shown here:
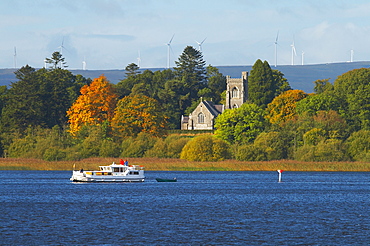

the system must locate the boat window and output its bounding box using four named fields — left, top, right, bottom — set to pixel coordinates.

left=129, top=171, right=139, bottom=175
left=113, top=167, right=119, bottom=172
